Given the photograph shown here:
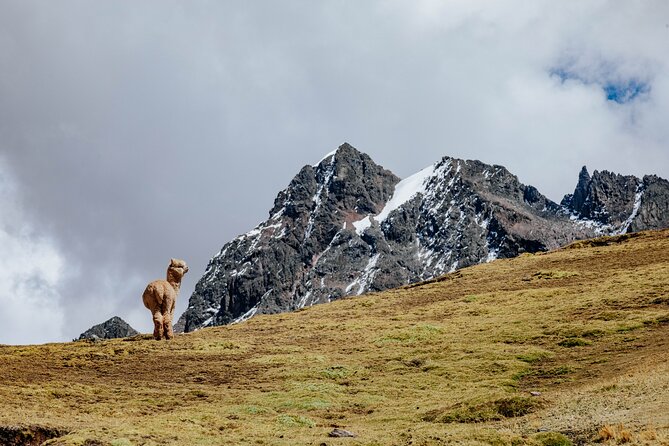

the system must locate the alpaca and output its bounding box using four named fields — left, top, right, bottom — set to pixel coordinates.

left=142, top=258, right=188, bottom=340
